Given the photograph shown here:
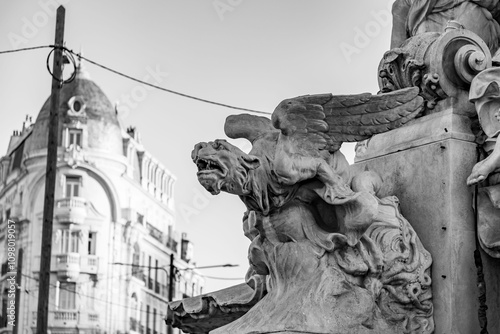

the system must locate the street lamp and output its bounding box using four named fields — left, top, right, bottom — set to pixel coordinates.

left=112, top=259, right=239, bottom=334
left=113, top=257, right=175, bottom=334
left=112, top=261, right=240, bottom=296
left=112, top=261, right=171, bottom=297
